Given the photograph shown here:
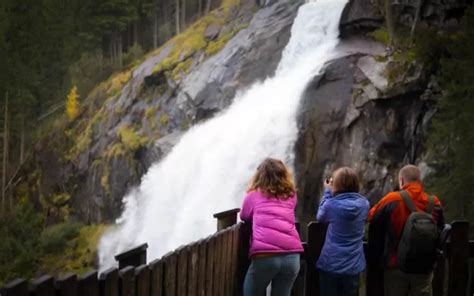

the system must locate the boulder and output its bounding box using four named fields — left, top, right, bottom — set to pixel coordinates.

left=339, top=0, right=384, bottom=37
